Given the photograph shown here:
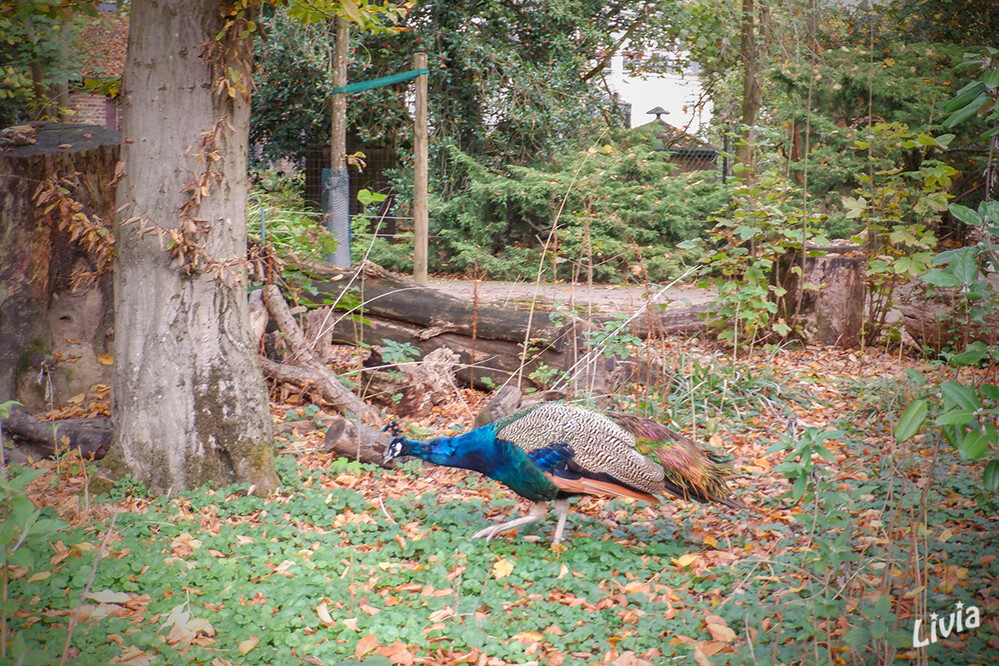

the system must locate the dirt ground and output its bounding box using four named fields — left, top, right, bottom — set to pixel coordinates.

left=426, top=278, right=715, bottom=315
